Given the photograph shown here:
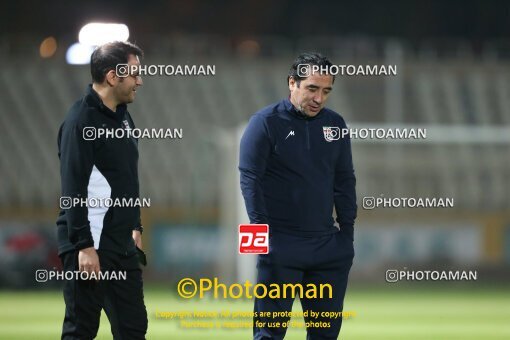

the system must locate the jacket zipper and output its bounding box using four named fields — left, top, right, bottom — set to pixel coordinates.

left=305, top=121, right=310, bottom=150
